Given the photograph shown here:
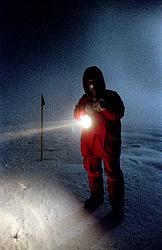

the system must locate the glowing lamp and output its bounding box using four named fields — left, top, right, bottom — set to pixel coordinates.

left=79, top=114, right=92, bottom=129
